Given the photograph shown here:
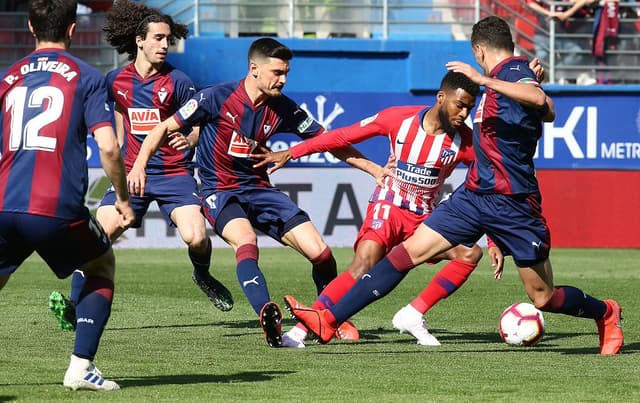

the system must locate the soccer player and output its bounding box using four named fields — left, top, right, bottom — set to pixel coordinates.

left=286, top=16, right=624, bottom=356
left=48, top=0, right=233, bottom=331
left=252, top=71, right=504, bottom=347
left=126, top=37, right=384, bottom=347
left=0, top=0, right=135, bottom=390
